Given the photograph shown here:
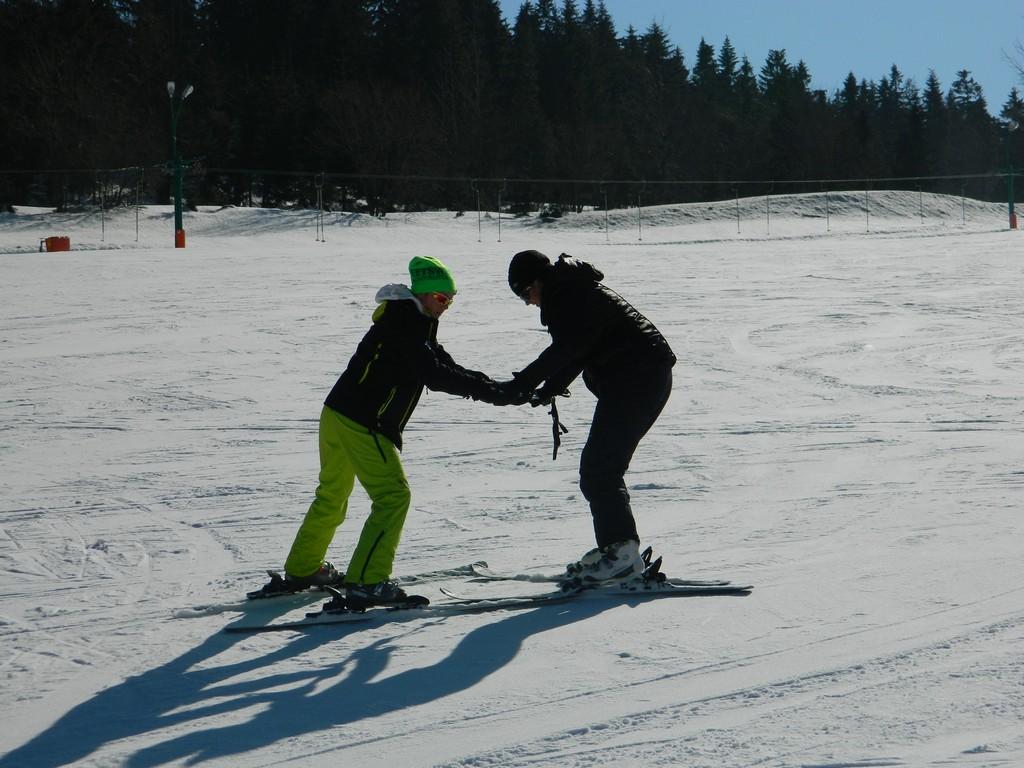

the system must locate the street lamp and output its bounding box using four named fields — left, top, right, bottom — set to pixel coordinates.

left=168, top=81, right=194, bottom=247
left=1006, top=119, right=1018, bottom=230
